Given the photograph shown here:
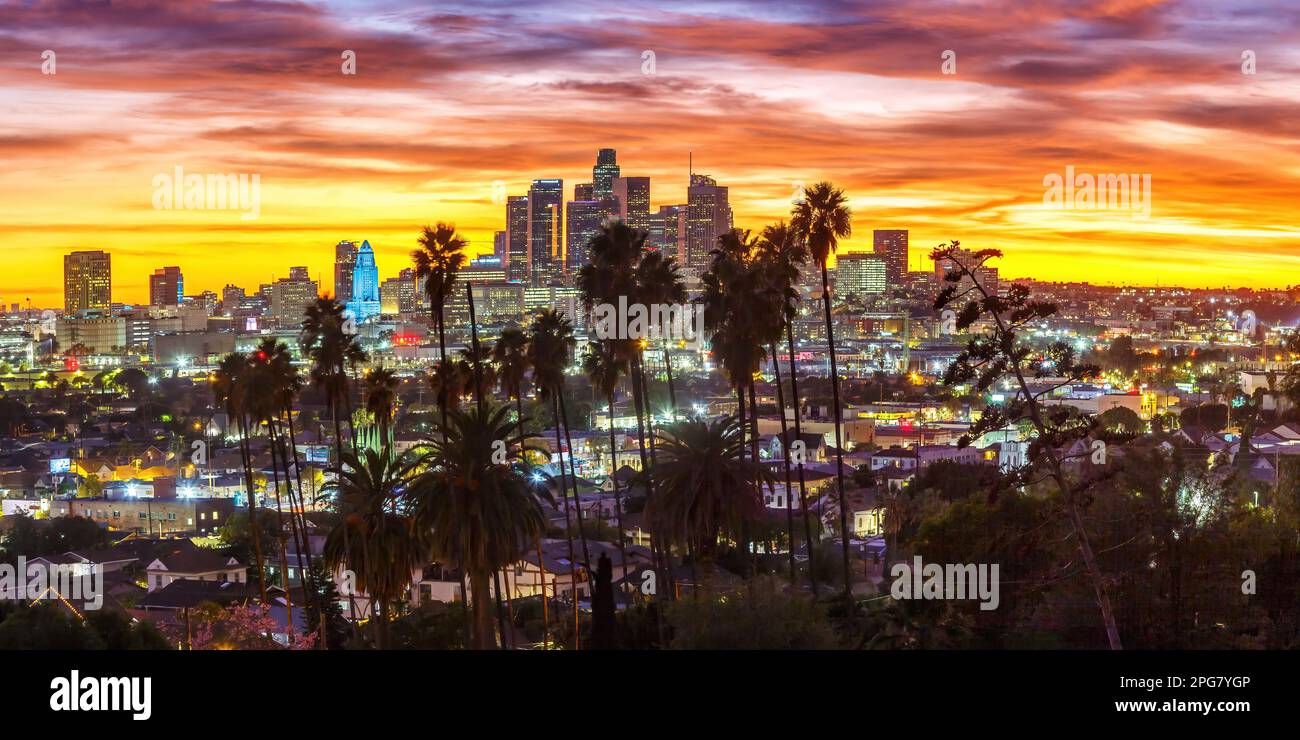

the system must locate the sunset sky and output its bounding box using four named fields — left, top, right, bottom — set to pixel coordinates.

left=2, top=0, right=1299, bottom=306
